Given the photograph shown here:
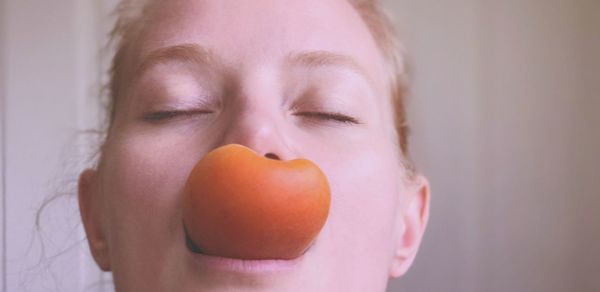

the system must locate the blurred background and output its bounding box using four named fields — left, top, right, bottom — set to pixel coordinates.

left=1, top=0, right=598, bottom=291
